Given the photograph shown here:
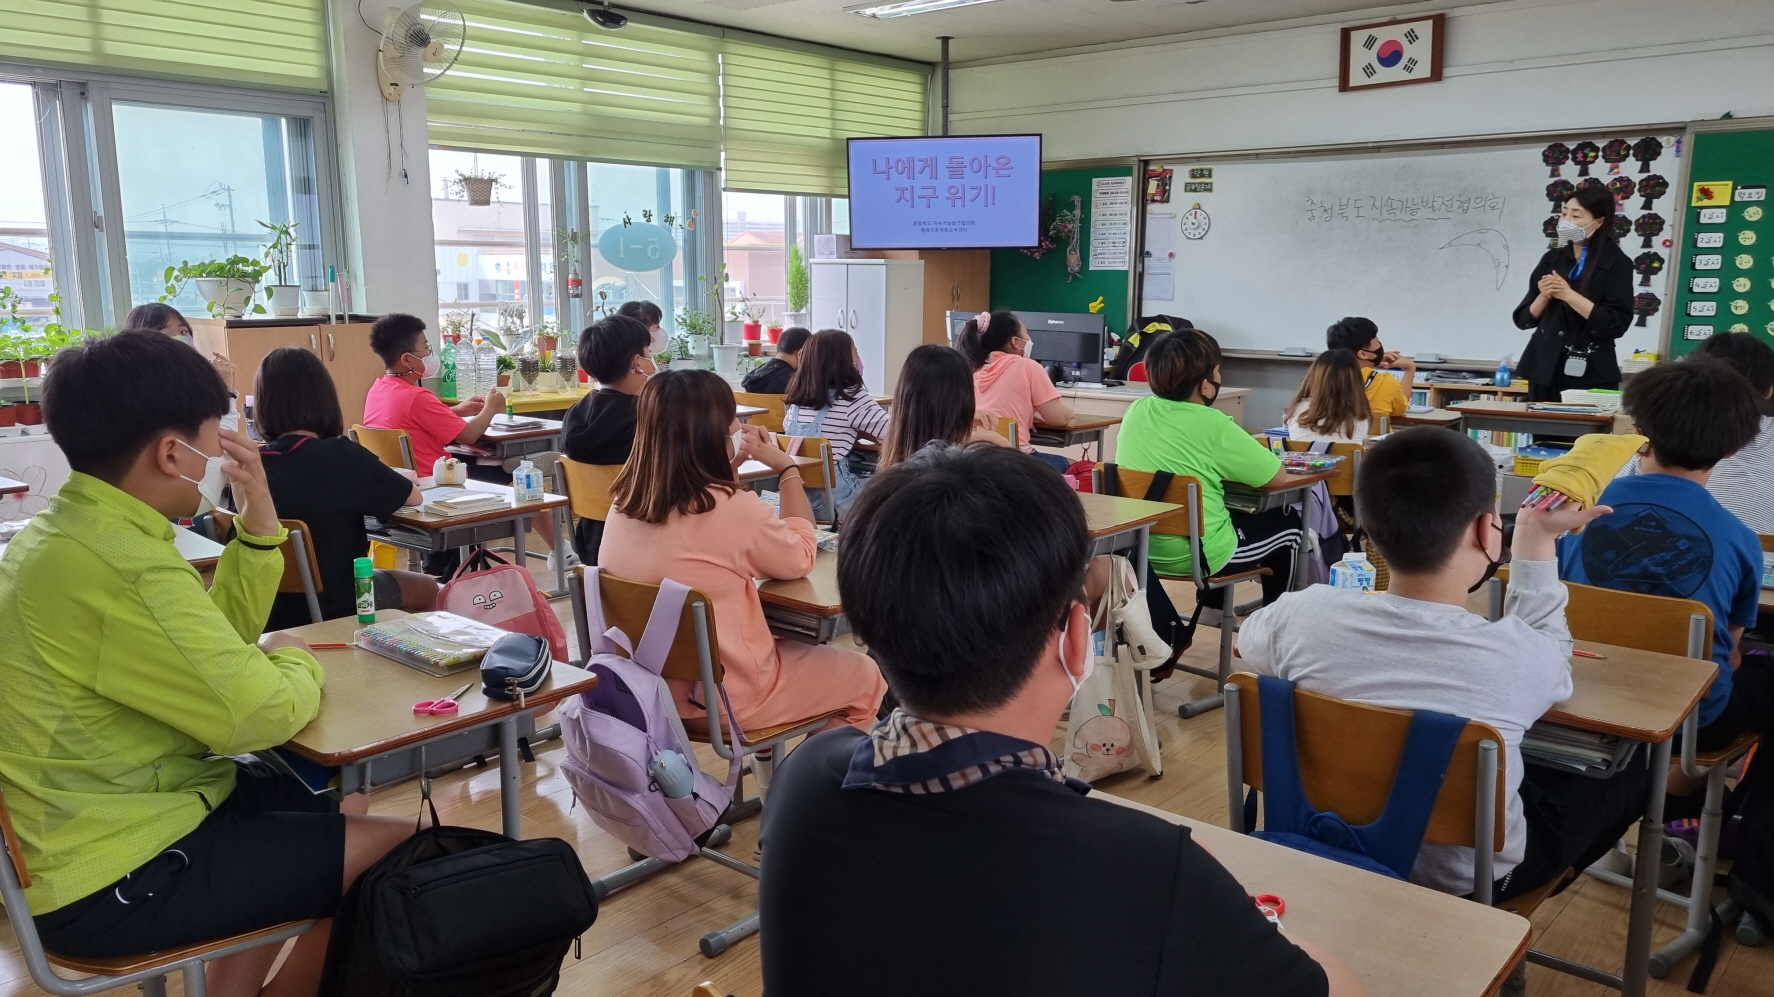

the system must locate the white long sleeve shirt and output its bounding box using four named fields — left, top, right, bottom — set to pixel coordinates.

left=1236, top=559, right=1574, bottom=895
